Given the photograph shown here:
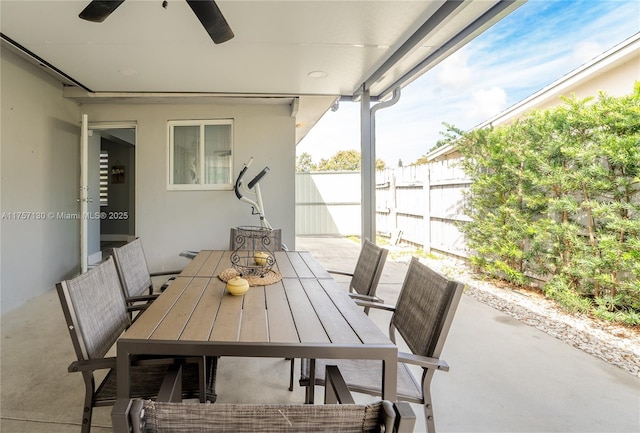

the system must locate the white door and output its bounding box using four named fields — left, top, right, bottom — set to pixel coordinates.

left=80, top=114, right=103, bottom=272
left=80, top=114, right=89, bottom=273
